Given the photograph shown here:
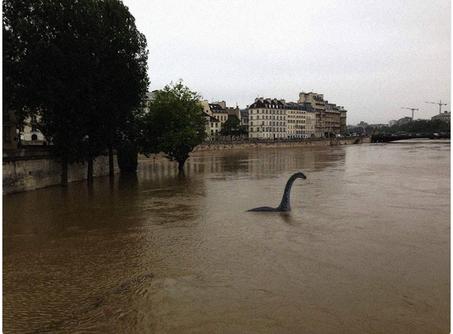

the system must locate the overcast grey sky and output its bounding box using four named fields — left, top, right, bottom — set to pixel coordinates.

left=123, top=0, right=450, bottom=124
